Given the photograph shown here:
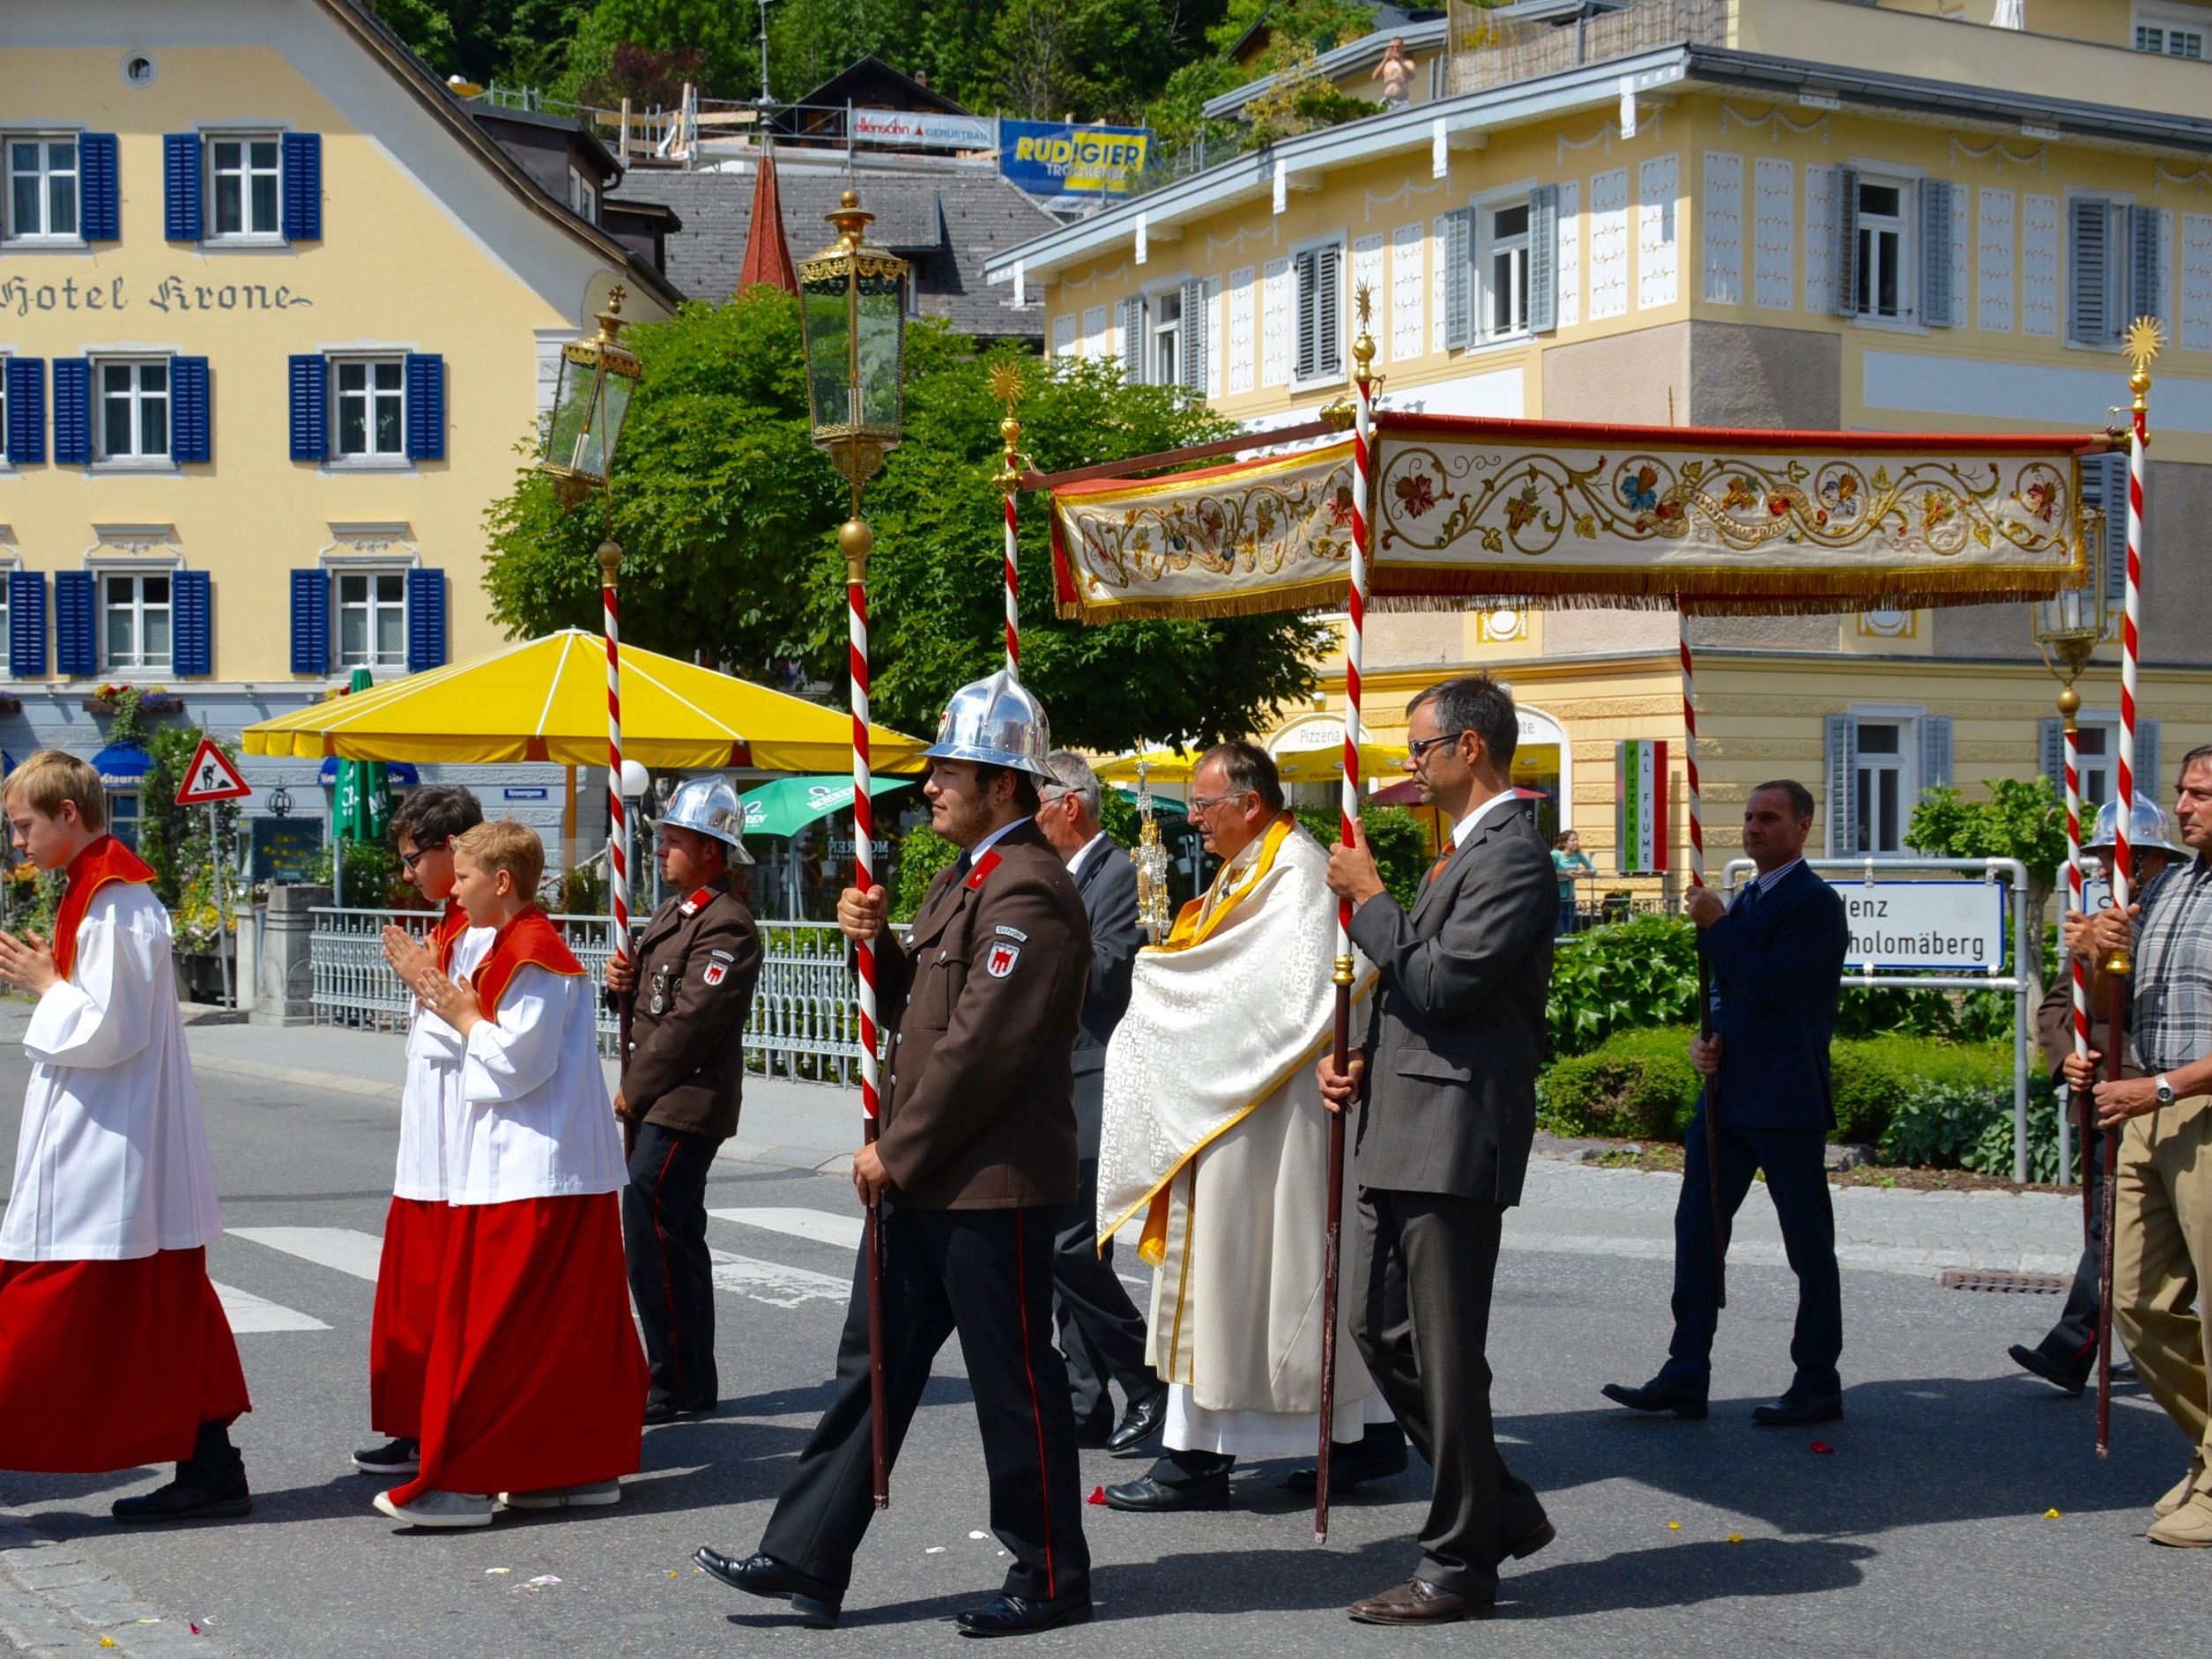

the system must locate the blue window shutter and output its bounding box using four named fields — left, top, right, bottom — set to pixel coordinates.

left=173, top=570, right=212, bottom=677
left=1442, top=209, right=1473, bottom=349
left=1918, top=179, right=1953, bottom=328
left=51, top=359, right=91, bottom=466
left=290, top=569, right=329, bottom=676
left=171, top=356, right=211, bottom=463
left=282, top=132, right=322, bottom=241
left=7, top=573, right=45, bottom=678
left=1919, top=715, right=1953, bottom=791
left=404, top=352, right=445, bottom=460
left=288, top=354, right=328, bottom=461
left=2039, top=717, right=2064, bottom=797
left=1529, top=184, right=1559, bottom=333
left=163, top=134, right=203, bottom=241
left=405, top=568, right=447, bottom=672
left=4, top=359, right=44, bottom=463
left=1834, top=165, right=1860, bottom=318
left=53, top=573, right=96, bottom=678
left=77, top=134, right=119, bottom=241
left=1824, top=712, right=1859, bottom=855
